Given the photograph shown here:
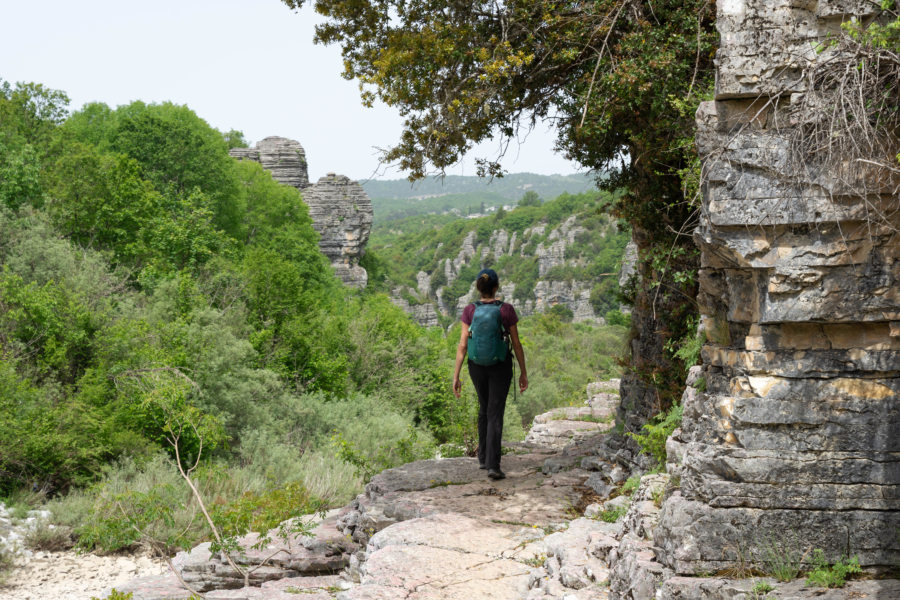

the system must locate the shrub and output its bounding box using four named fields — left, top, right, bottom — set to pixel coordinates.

left=91, top=590, right=134, bottom=600
left=24, top=521, right=73, bottom=551
left=599, top=505, right=628, bottom=523
left=0, top=543, right=14, bottom=584
left=805, top=550, right=862, bottom=588
left=628, top=403, right=683, bottom=468
left=619, top=474, right=642, bottom=497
